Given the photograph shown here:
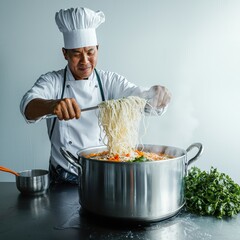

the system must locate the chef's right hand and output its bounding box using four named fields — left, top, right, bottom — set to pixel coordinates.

left=53, top=98, right=81, bottom=120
